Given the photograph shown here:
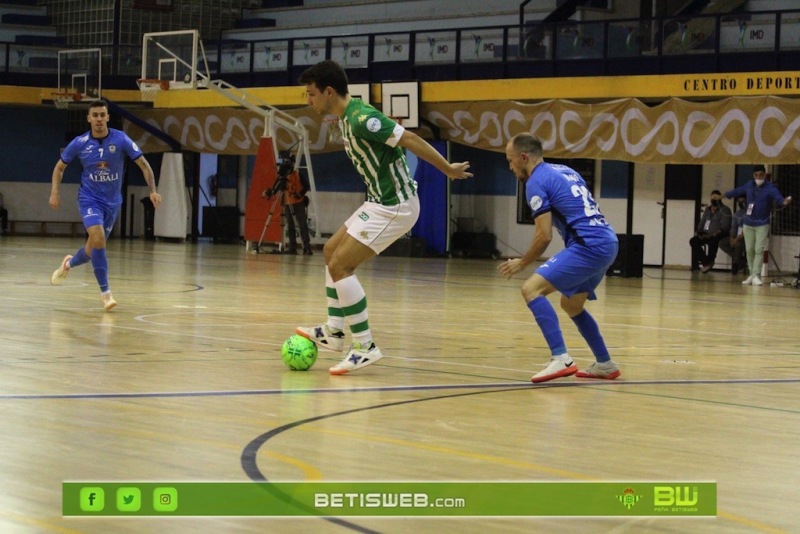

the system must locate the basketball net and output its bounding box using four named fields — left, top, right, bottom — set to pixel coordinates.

left=137, top=79, right=169, bottom=102
left=52, top=91, right=80, bottom=110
